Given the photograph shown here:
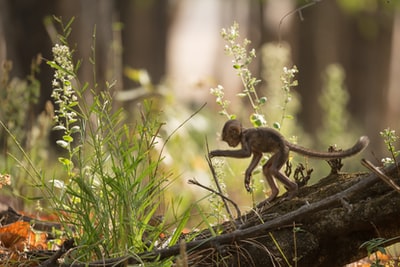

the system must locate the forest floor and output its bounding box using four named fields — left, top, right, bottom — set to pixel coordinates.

left=0, top=167, right=399, bottom=266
